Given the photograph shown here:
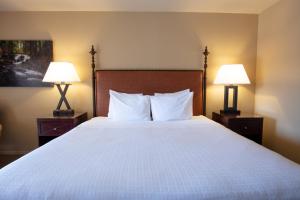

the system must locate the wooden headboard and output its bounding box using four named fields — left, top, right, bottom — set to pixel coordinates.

left=89, top=46, right=209, bottom=117
left=95, top=70, right=203, bottom=116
